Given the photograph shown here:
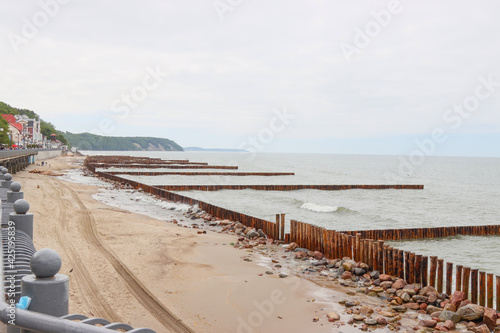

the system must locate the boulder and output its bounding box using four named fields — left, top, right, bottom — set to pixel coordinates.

left=353, top=268, right=366, bottom=276
left=471, top=324, right=491, bottom=333
left=341, top=271, right=352, bottom=280
left=420, top=285, right=438, bottom=297
left=456, top=304, right=484, bottom=321
left=442, top=319, right=455, bottom=330
left=342, top=260, right=355, bottom=272
left=392, top=279, right=406, bottom=290
left=403, top=303, right=420, bottom=310
left=426, top=305, right=441, bottom=315
left=286, top=242, right=298, bottom=251
left=369, top=270, right=380, bottom=279
left=450, top=291, right=466, bottom=307
left=439, top=310, right=460, bottom=323
left=379, top=274, right=392, bottom=282
left=483, top=307, right=497, bottom=330
left=380, top=281, right=394, bottom=289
